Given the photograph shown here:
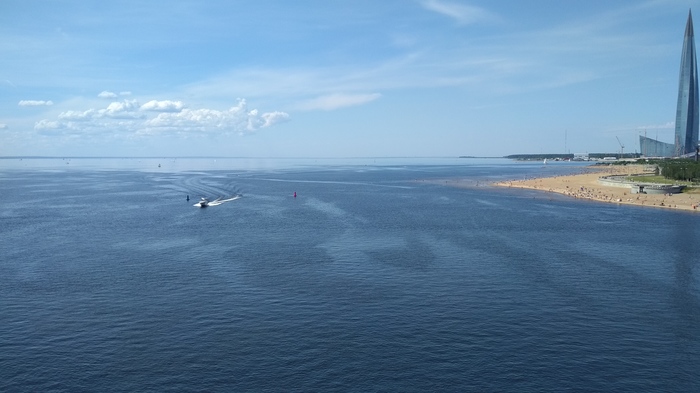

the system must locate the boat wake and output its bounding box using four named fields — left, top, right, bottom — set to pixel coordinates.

left=207, top=195, right=242, bottom=206
left=193, top=194, right=242, bottom=208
